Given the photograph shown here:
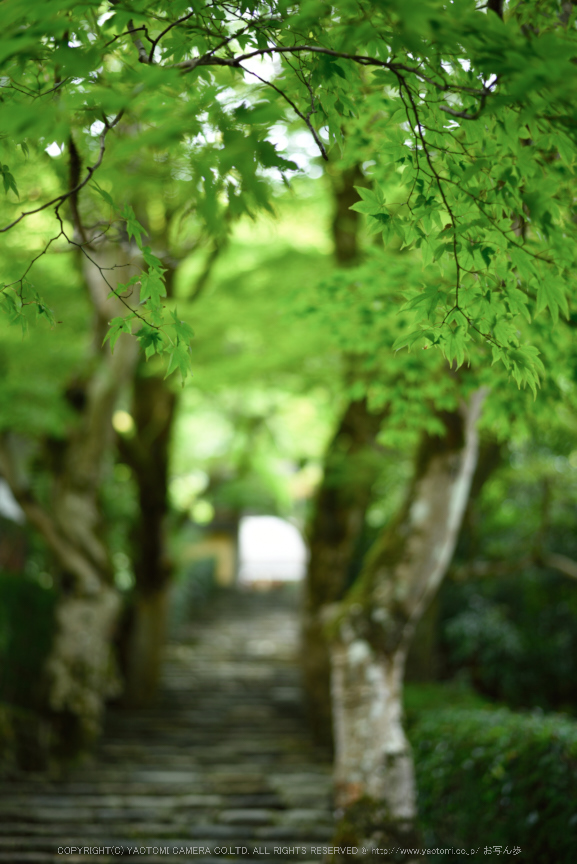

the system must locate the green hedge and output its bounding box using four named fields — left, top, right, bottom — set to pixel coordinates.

left=410, top=708, right=577, bottom=862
